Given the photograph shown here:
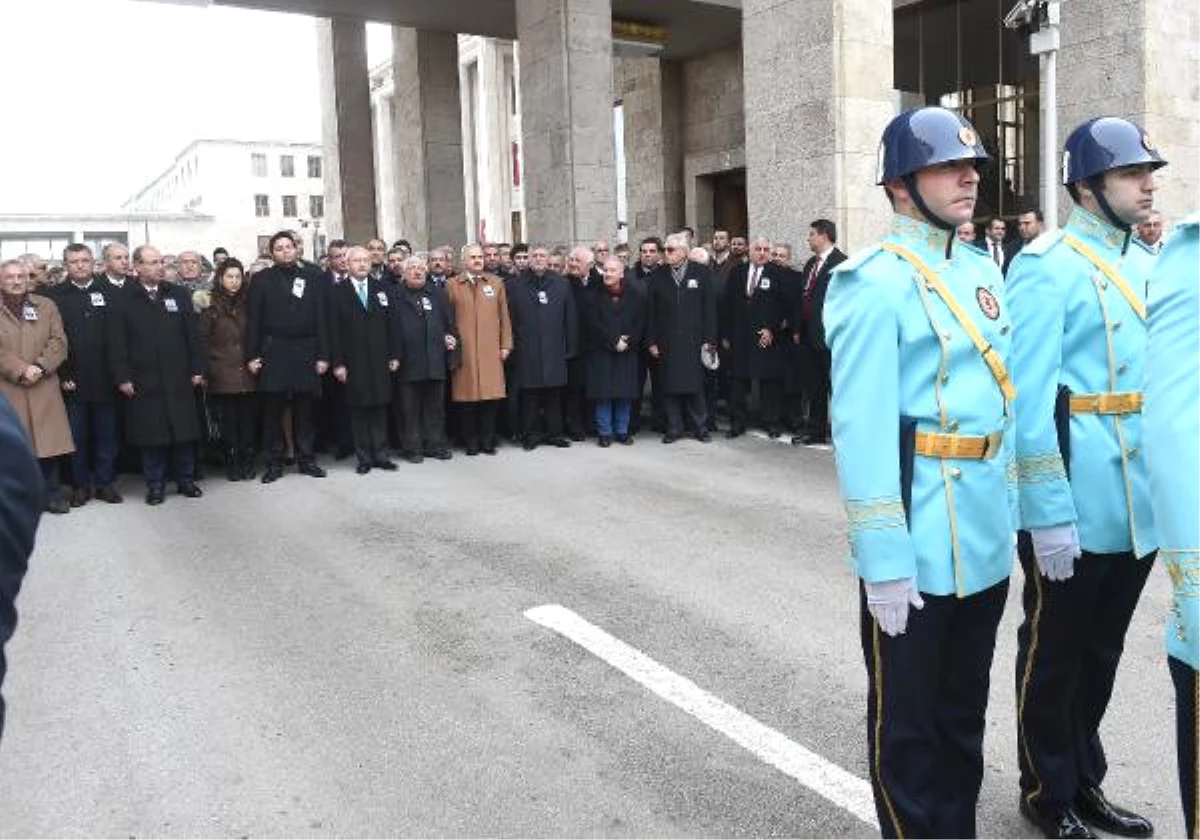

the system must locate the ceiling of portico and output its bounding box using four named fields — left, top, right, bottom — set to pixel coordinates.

left=213, top=0, right=744, bottom=58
